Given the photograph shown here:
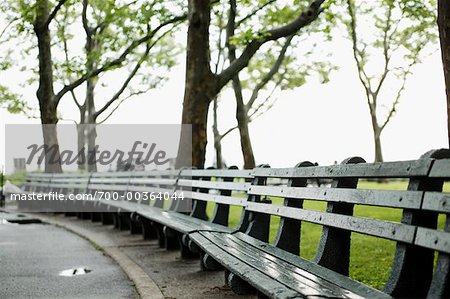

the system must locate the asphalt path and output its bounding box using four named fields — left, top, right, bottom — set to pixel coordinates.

left=0, top=212, right=137, bottom=299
